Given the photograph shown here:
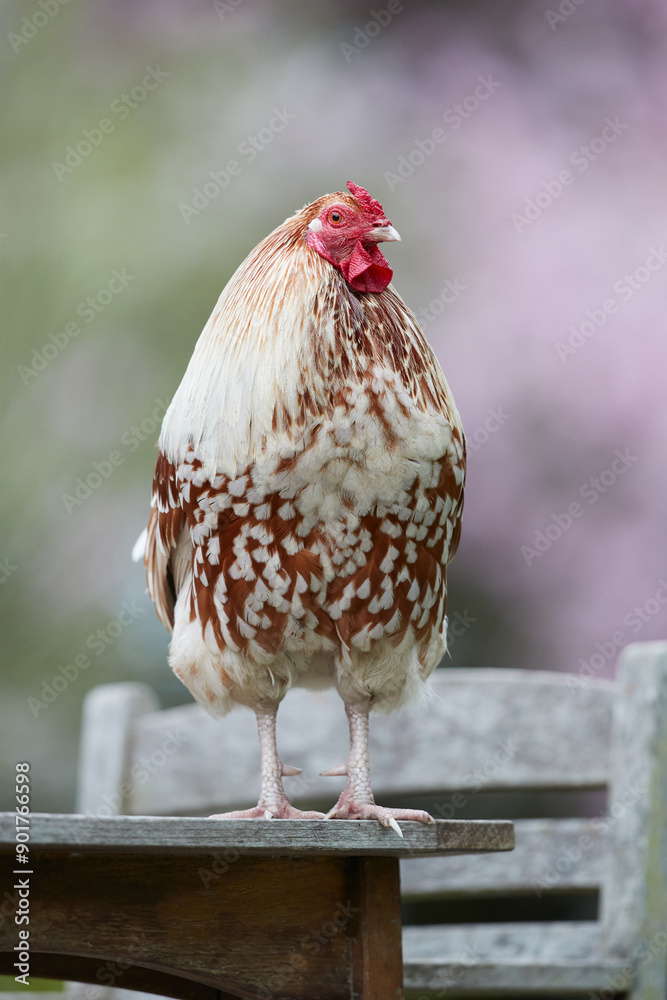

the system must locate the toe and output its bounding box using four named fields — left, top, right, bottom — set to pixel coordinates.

left=326, top=800, right=435, bottom=829
left=209, top=806, right=266, bottom=819
left=289, top=807, right=326, bottom=820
